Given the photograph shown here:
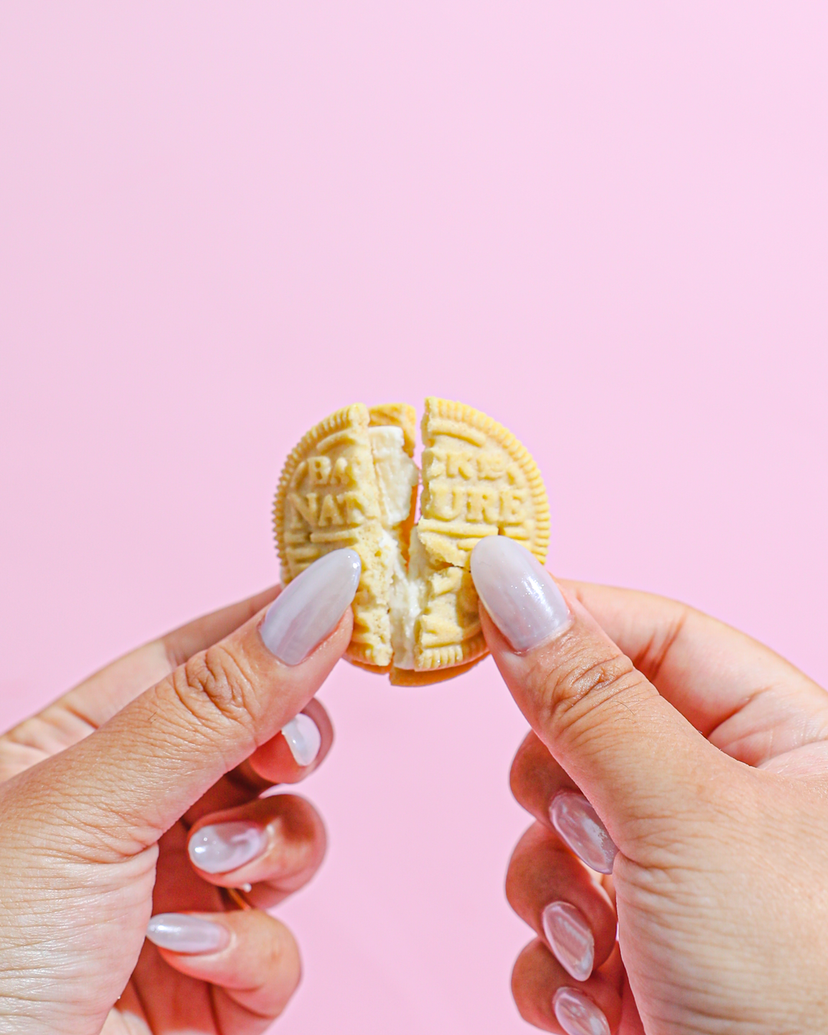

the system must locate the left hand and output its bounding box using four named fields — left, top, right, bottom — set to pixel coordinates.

left=0, top=548, right=361, bottom=1034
